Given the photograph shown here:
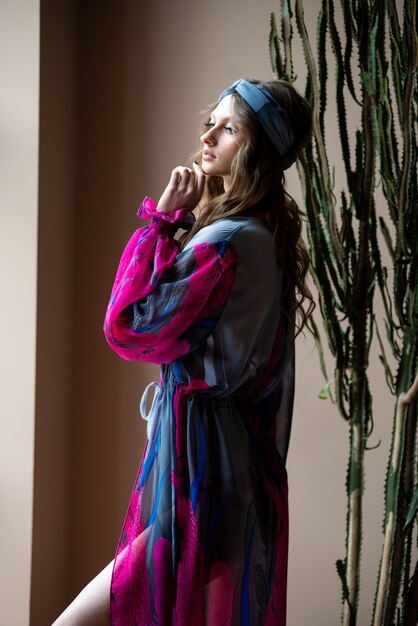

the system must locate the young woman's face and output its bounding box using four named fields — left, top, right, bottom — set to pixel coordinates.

left=200, top=95, right=245, bottom=191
